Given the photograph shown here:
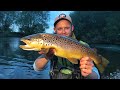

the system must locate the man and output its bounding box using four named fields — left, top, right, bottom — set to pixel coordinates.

left=33, top=13, right=100, bottom=79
